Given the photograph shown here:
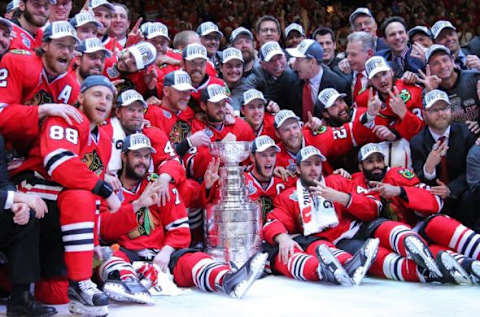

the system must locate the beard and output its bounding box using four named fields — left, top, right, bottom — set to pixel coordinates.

left=364, top=166, right=387, bottom=182
left=242, top=49, right=255, bottom=63
left=125, top=162, right=147, bottom=181
left=23, top=8, right=47, bottom=27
